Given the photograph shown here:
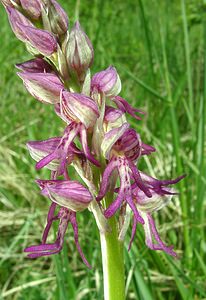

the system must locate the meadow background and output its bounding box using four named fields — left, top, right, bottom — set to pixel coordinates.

left=0, top=0, right=205, bottom=299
